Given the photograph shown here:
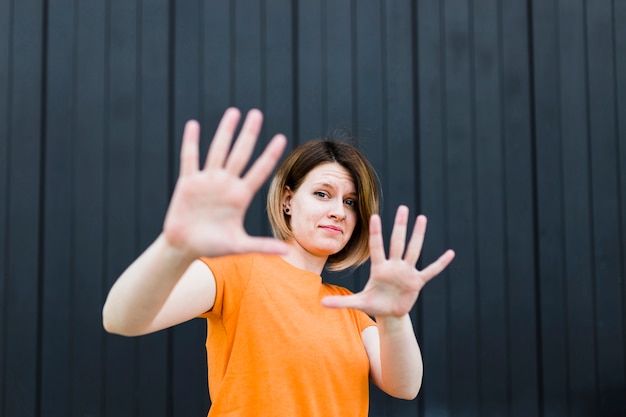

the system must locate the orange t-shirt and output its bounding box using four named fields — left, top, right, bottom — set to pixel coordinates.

left=199, top=254, right=376, bottom=417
